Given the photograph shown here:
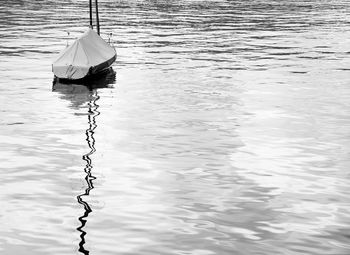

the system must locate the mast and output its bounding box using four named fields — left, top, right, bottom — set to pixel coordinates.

left=89, top=0, right=93, bottom=28
left=95, top=0, right=100, bottom=35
